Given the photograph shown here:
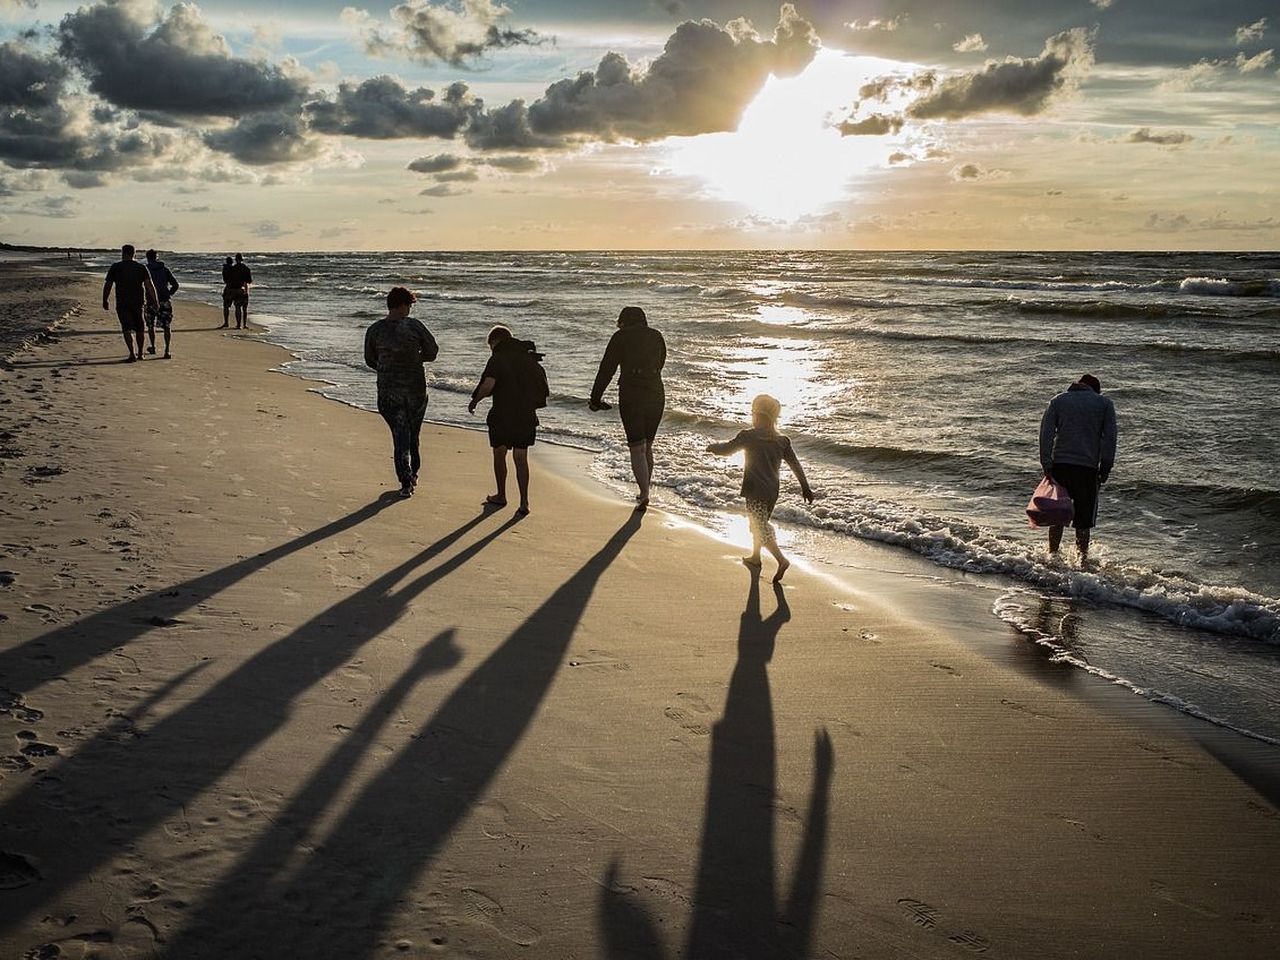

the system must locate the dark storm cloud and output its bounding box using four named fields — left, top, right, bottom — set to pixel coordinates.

left=1127, top=127, right=1193, bottom=145
left=204, top=112, right=323, bottom=165
left=304, top=77, right=477, bottom=139
left=346, top=0, right=543, bottom=67
left=465, top=4, right=819, bottom=149
left=406, top=153, right=463, bottom=173
left=906, top=28, right=1095, bottom=120
left=58, top=0, right=308, bottom=118
left=478, top=154, right=543, bottom=172
left=0, top=38, right=69, bottom=110
left=838, top=113, right=903, bottom=136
